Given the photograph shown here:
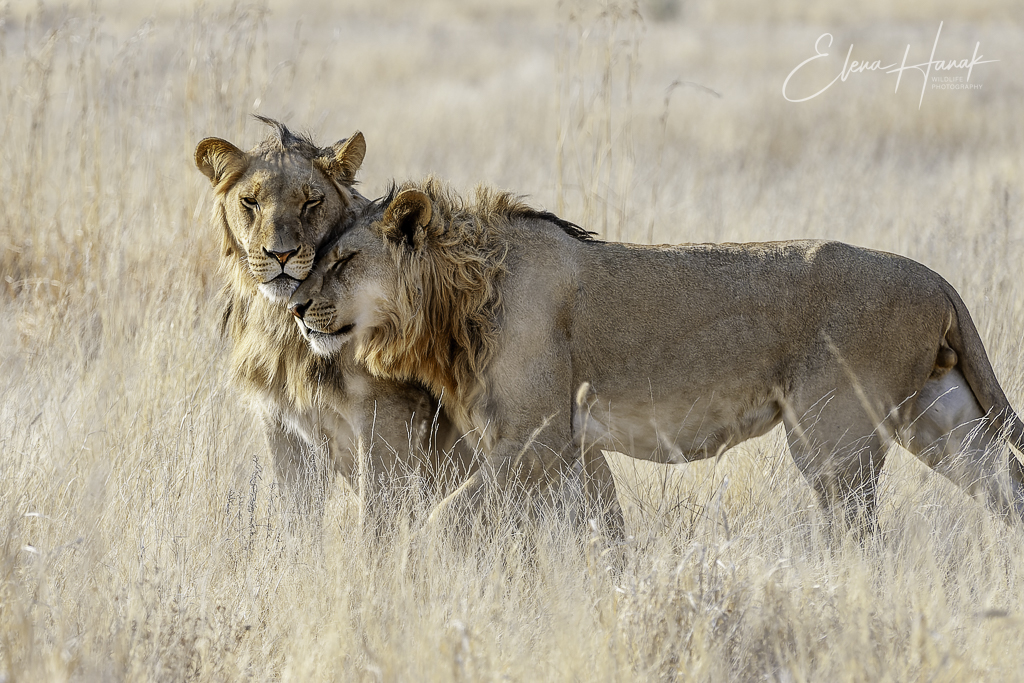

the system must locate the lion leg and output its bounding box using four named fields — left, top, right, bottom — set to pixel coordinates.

left=358, top=435, right=404, bottom=536
left=423, top=451, right=522, bottom=546
left=356, top=388, right=446, bottom=535
left=424, top=428, right=580, bottom=542
left=263, top=416, right=332, bottom=523
left=425, top=344, right=582, bottom=540
left=782, top=391, right=889, bottom=532
left=423, top=410, right=482, bottom=500
left=582, top=448, right=626, bottom=541
left=574, top=382, right=626, bottom=540
left=901, top=367, right=1024, bottom=521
